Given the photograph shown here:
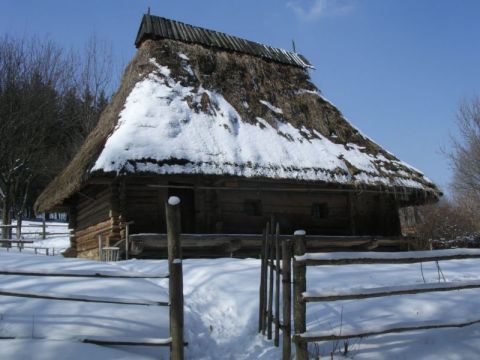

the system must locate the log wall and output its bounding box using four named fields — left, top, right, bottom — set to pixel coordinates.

left=71, top=175, right=403, bottom=259
left=74, top=185, right=115, bottom=259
